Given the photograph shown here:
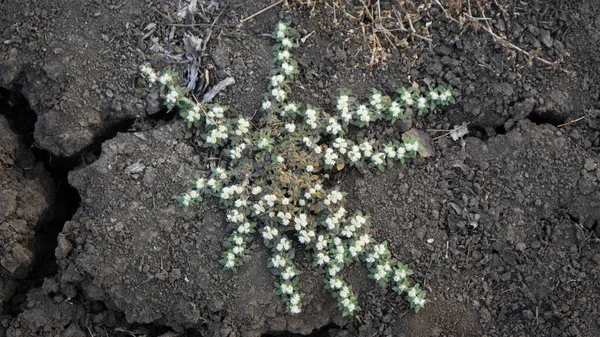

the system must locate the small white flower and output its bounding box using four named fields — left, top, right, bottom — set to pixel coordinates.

left=347, top=146, right=362, bottom=163
left=324, top=148, right=338, bottom=166
left=285, top=123, right=296, bottom=133
left=290, top=305, right=301, bottom=314
left=281, top=282, right=294, bottom=295
left=159, top=73, right=172, bottom=85
left=430, top=91, right=440, bottom=100
left=262, top=100, right=272, bottom=110
left=281, top=266, right=296, bottom=280
left=401, top=91, right=414, bottom=106
left=276, top=237, right=292, bottom=252
left=276, top=155, right=285, bottom=164
left=238, top=222, right=252, bottom=234
left=359, top=141, right=373, bottom=157
left=383, top=145, right=396, bottom=159
left=314, top=146, right=322, bottom=154
left=405, top=141, right=419, bottom=152
left=165, top=90, right=179, bottom=104
left=278, top=50, right=291, bottom=61
left=195, top=178, right=206, bottom=190
left=281, top=38, right=294, bottom=48
left=290, top=293, right=302, bottom=306
left=371, top=152, right=385, bottom=166
left=440, top=90, right=451, bottom=101
left=271, top=254, right=286, bottom=268
left=306, top=165, right=314, bottom=172
left=389, top=101, right=403, bottom=117
left=251, top=186, right=263, bottom=195
left=282, top=62, right=295, bottom=76
left=330, top=278, right=343, bottom=289
left=225, top=260, right=235, bottom=269
left=417, top=96, right=427, bottom=109
left=408, top=287, right=418, bottom=299
left=272, top=88, right=287, bottom=102
left=326, top=117, right=342, bottom=135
